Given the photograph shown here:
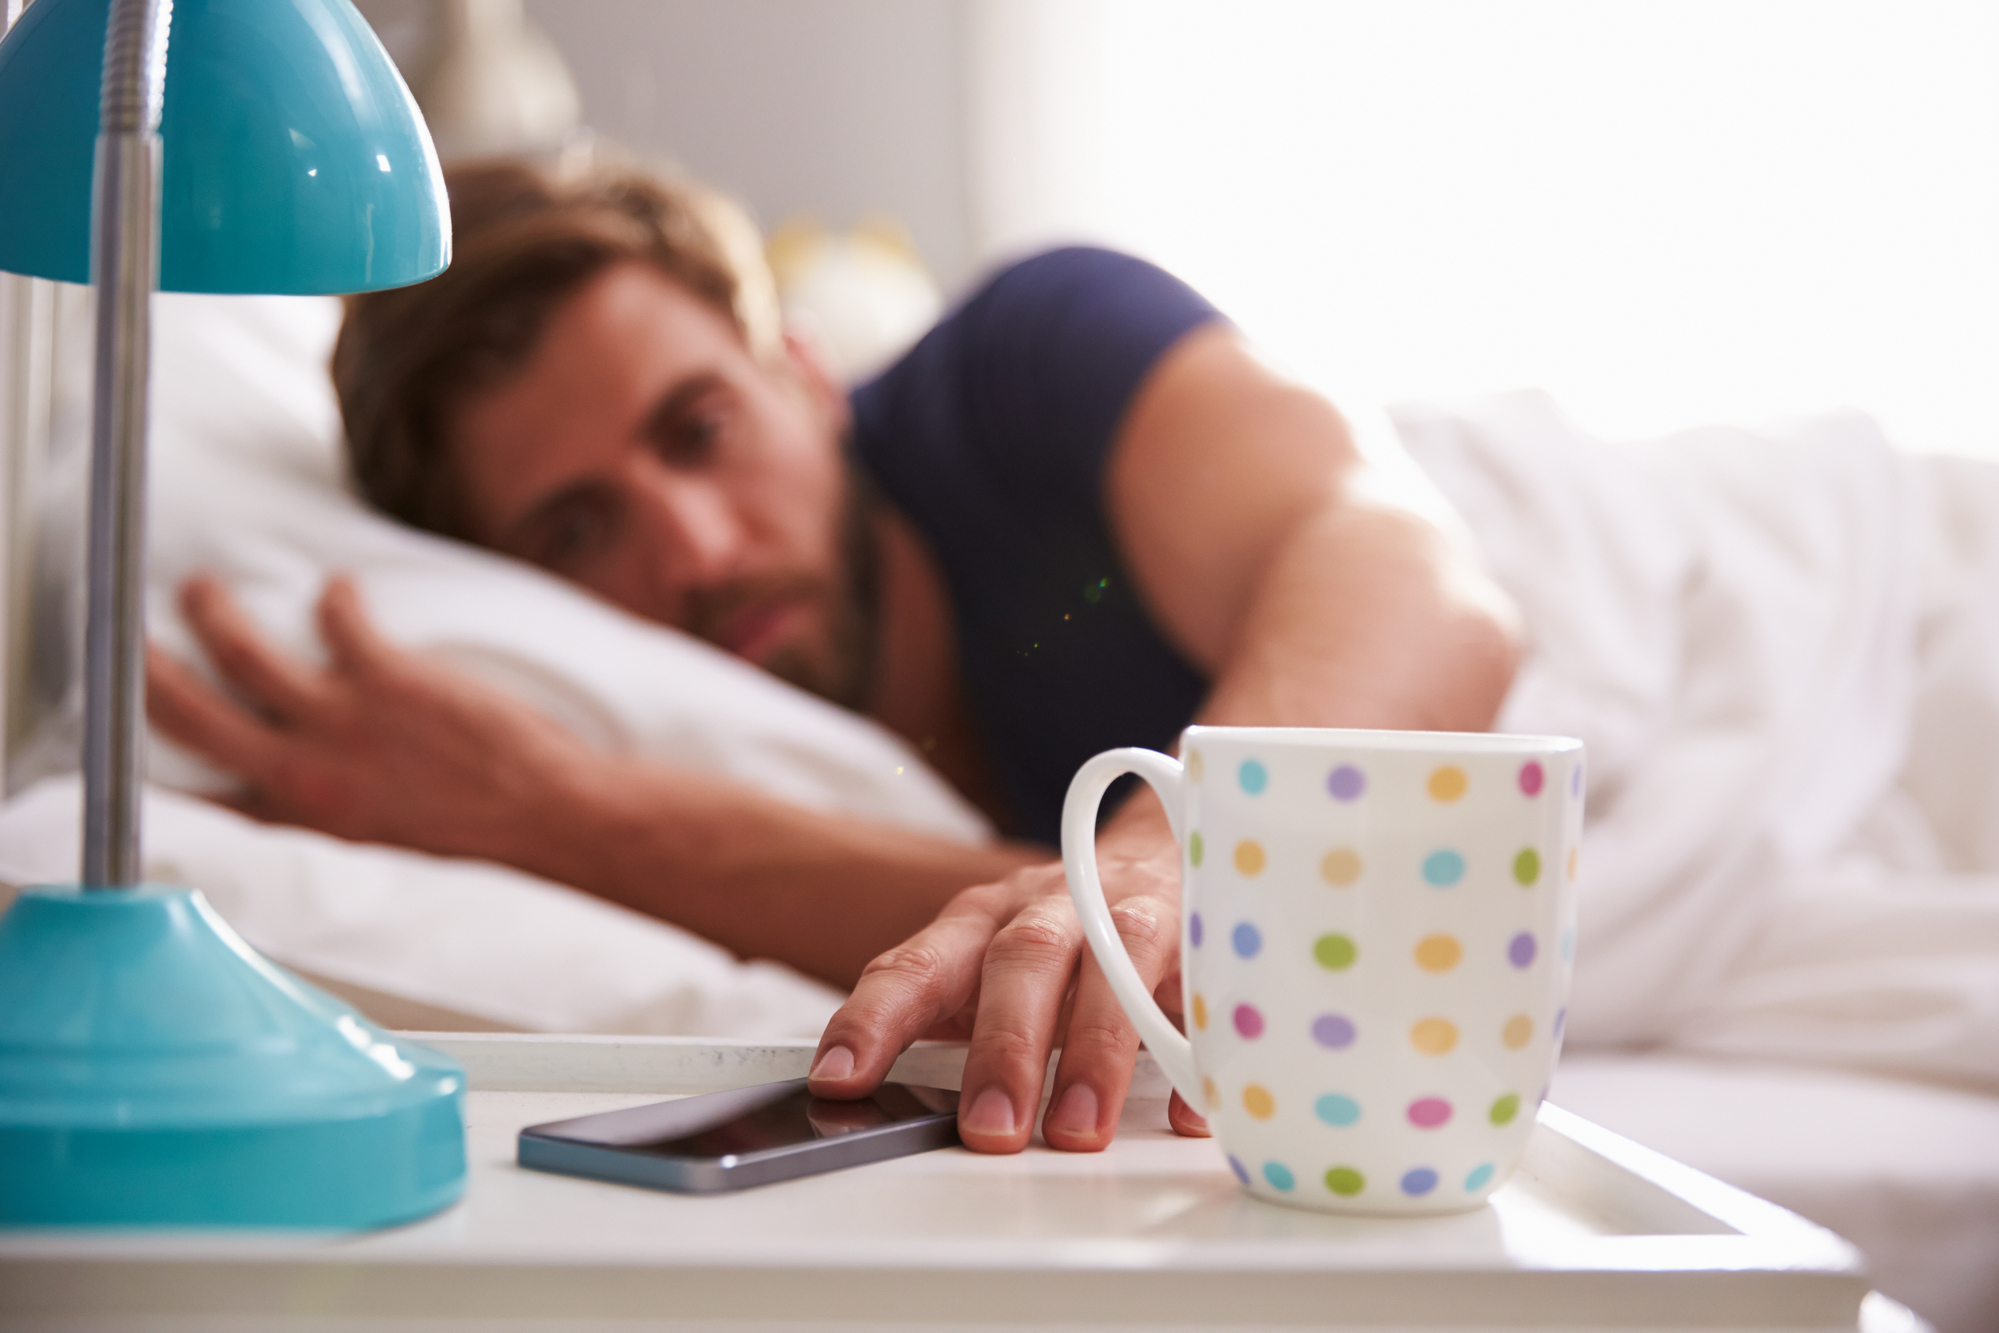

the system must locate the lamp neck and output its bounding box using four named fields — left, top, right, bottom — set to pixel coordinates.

left=98, top=0, right=171, bottom=134
left=80, top=0, right=171, bottom=889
